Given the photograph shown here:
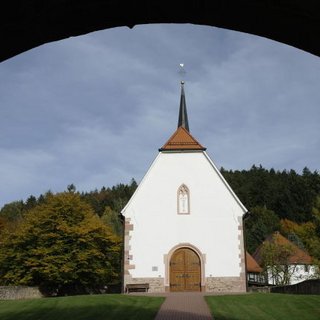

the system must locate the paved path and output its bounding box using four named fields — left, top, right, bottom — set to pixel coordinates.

left=153, top=292, right=213, bottom=320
